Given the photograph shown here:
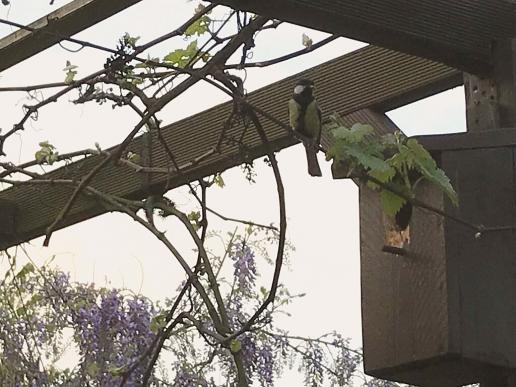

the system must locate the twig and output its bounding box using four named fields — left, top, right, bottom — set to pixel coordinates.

left=42, top=154, right=112, bottom=246
left=206, top=207, right=278, bottom=231
left=221, top=104, right=287, bottom=343
left=225, top=35, right=339, bottom=69
left=0, top=81, right=73, bottom=92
